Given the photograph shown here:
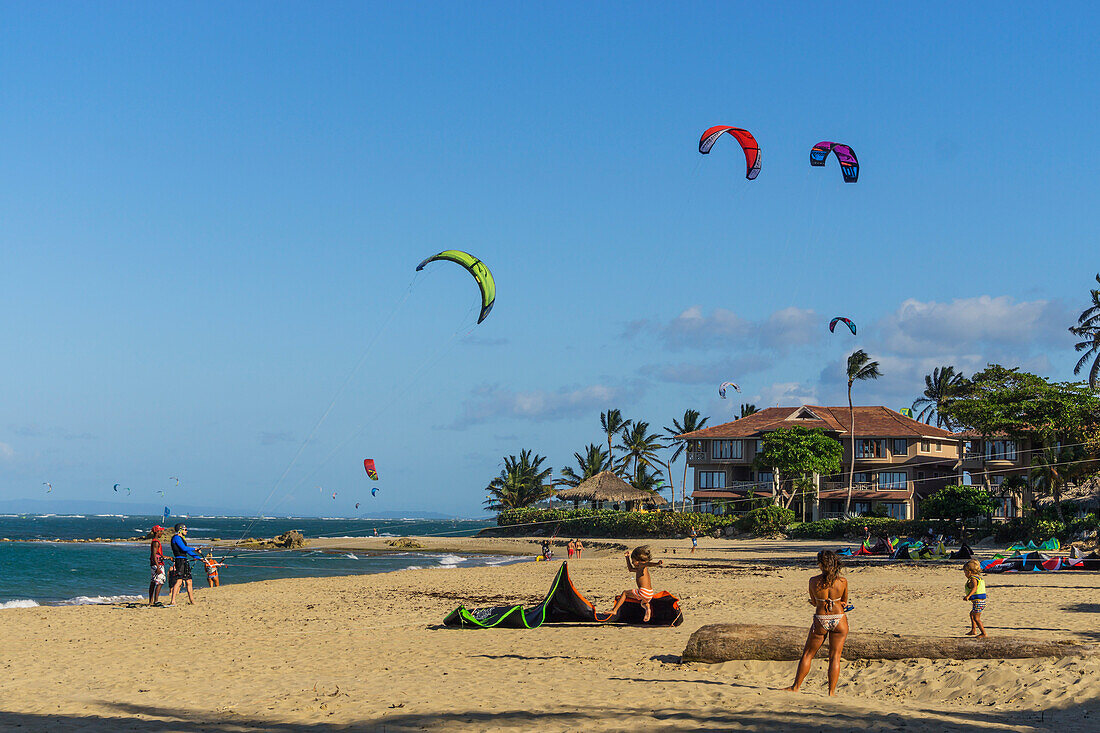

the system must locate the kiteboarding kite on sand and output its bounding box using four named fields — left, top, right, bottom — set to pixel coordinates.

left=699, top=125, right=761, bottom=180
left=444, top=562, right=683, bottom=628
left=810, top=141, right=859, bottom=183
left=416, top=250, right=496, bottom=324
